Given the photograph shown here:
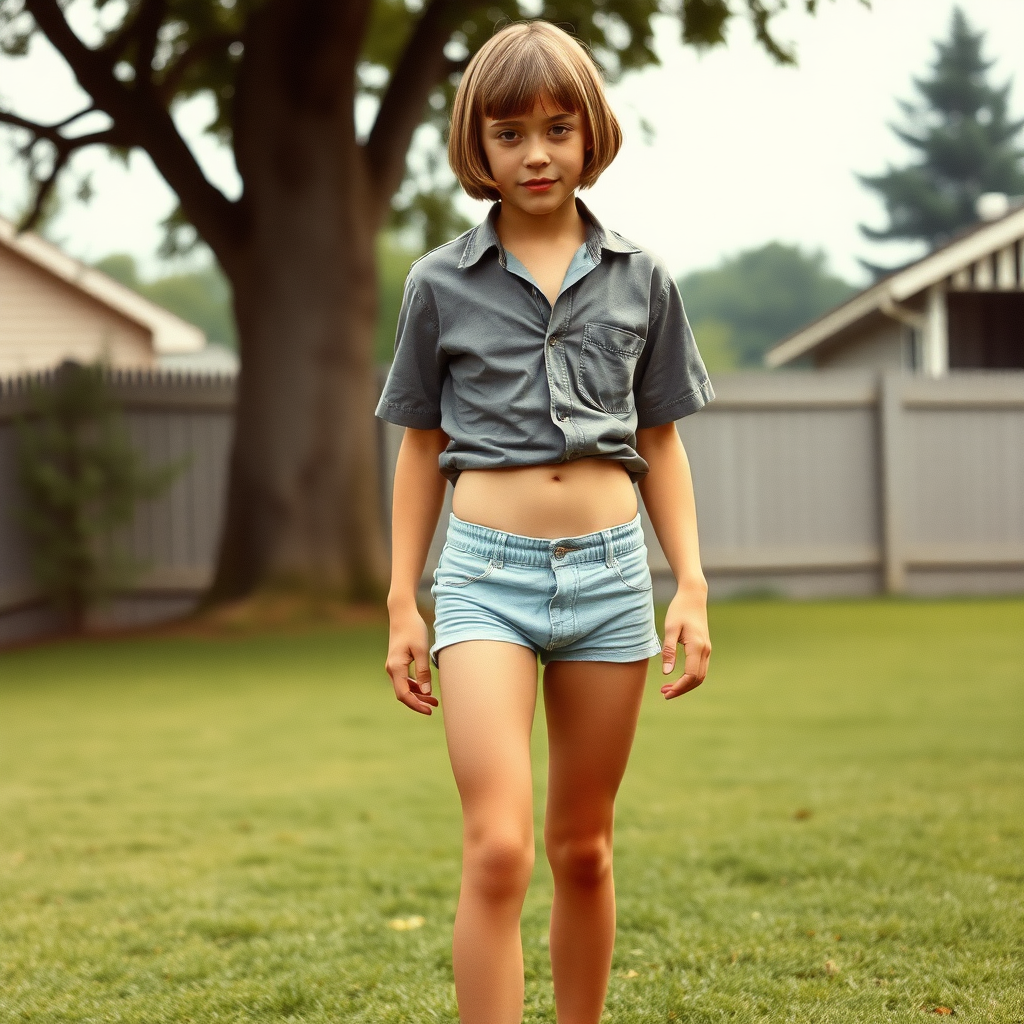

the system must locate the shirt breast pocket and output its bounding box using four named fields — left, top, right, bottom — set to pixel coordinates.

left=577, top=323, right=645, bottom=415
